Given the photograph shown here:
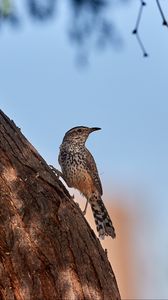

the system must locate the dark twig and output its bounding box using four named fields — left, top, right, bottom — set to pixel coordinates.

left=132, top=0, right=148, bottom=57
left=155, top=0, right=168, bottom=26
left=136, top=32, right=148, bottom=57
left=135, top=0, right=144, bottom=31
